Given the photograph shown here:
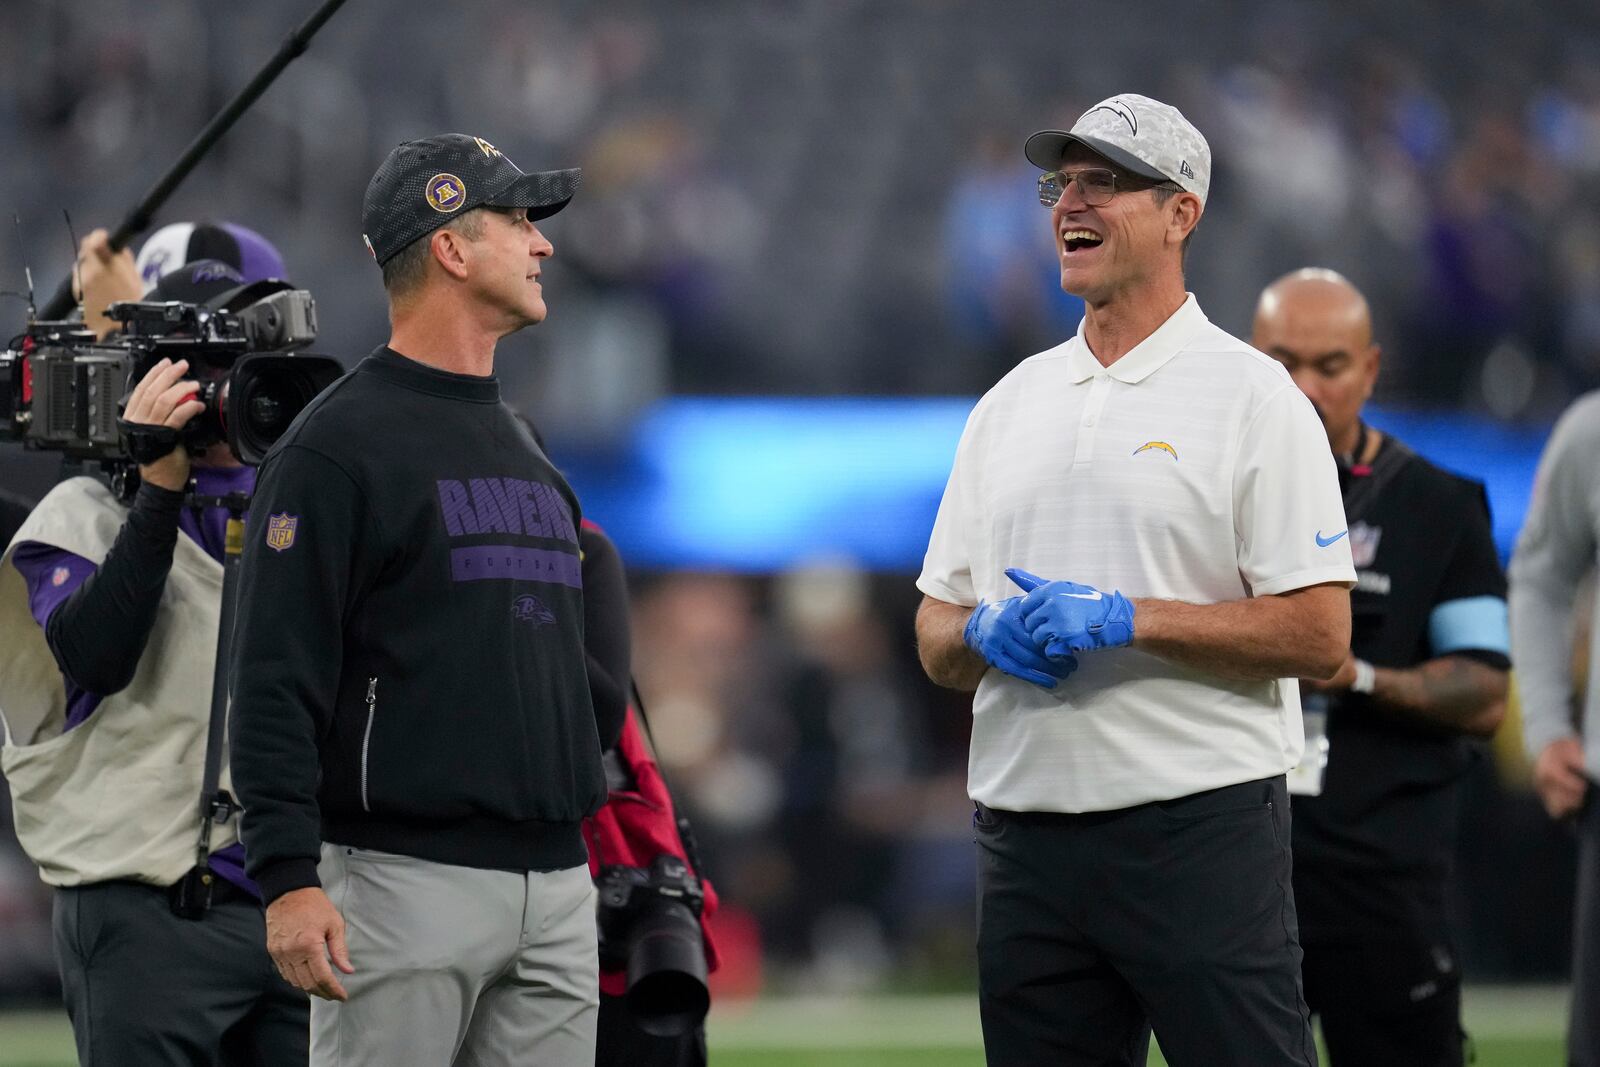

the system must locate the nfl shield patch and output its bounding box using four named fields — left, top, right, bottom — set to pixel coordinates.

left=1349, top=521, right=1382, bottom=569
left=265, top=512, right=299, bottom=552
